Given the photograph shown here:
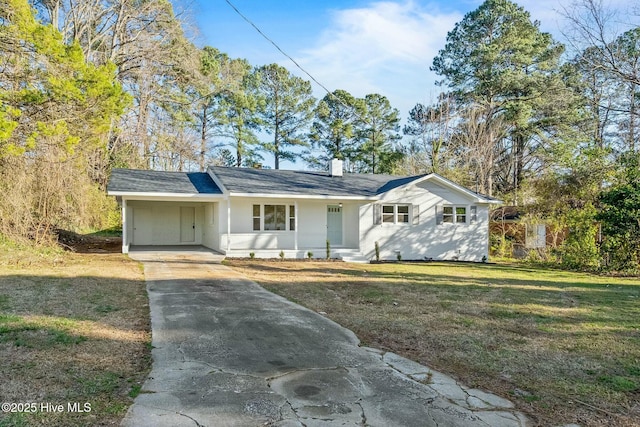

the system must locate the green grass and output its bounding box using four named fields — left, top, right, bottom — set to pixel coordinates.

left=227, top=260, right=640, bottom=427
left=85, top=227, right=122, bottom=238
left=0, top=252, right=150, bottom=426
